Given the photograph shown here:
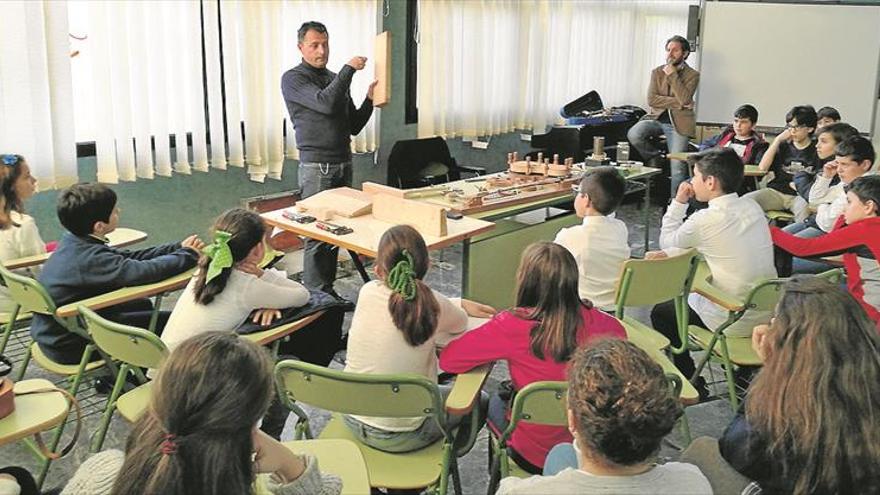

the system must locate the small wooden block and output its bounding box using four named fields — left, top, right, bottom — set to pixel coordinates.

left=372, top=194, right=448, bottom=237
left=295, top=187, right=373, bottom=218
left=373, top=31, right=391, bottom=108
left=362, top=181, right=406, bottom=198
